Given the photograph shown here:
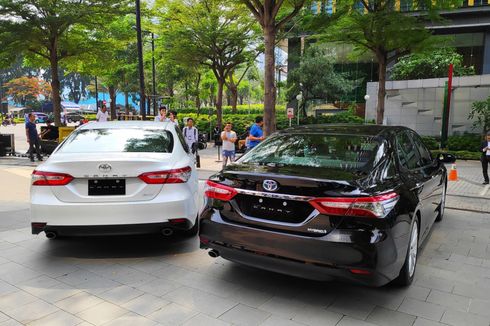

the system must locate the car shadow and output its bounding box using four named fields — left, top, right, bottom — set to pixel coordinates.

left=45, top=234, right=199, bottom=259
